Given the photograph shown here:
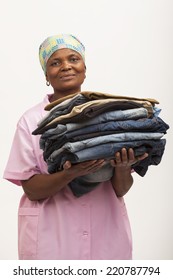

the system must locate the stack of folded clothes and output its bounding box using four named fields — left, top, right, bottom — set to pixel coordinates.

left=32, top=91, right=169, bottom=196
